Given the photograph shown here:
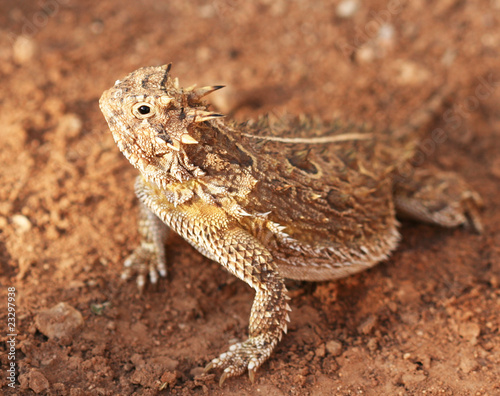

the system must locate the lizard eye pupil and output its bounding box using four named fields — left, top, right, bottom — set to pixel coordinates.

left=138, top=105, right=150, bottom=114
left=132, top=102, right=156, bottom=119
